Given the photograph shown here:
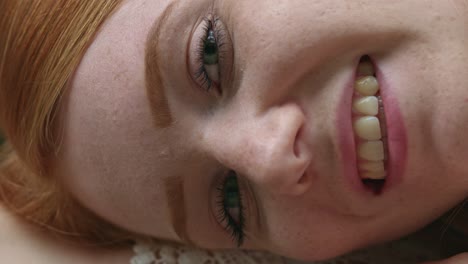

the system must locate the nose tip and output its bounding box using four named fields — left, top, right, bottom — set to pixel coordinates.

left=236, top=103, right=312, bottom=196
left=252, top=150, right=312, bottom=196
